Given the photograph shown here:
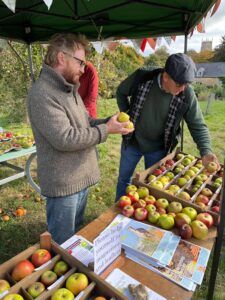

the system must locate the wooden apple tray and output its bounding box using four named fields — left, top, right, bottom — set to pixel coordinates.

left=0, top=232, right=126, bottom=300
left=132, top=149, right=224, bottom=226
